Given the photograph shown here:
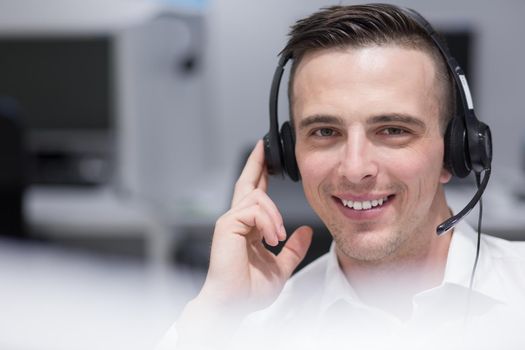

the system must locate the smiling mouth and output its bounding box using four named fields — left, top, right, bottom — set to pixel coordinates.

left=337, top=195, right=394, bottom=210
